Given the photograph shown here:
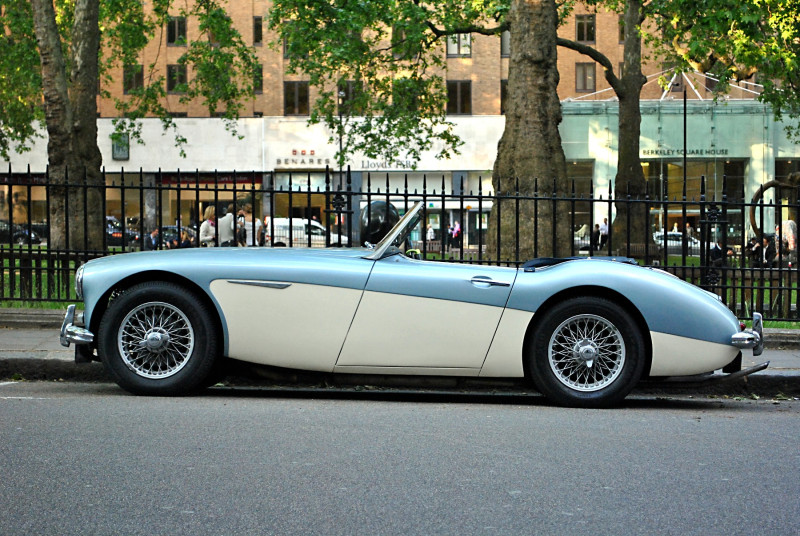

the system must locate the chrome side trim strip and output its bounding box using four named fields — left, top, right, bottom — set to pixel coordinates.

left=227, top=280, right=292, bottom=290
